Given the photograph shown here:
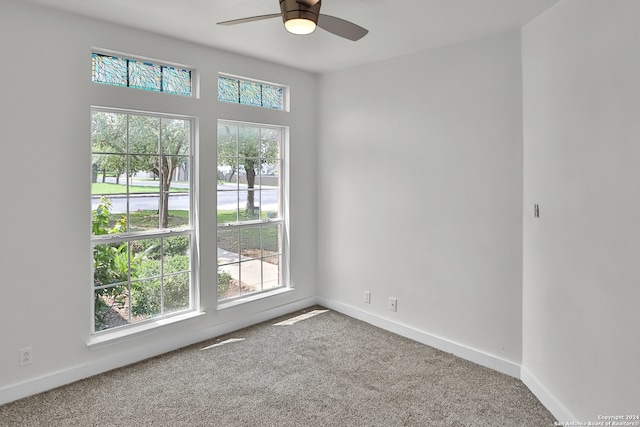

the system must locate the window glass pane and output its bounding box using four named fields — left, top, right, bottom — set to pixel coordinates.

left=240, top=260, right=261, bottom=292
left=218, top=228, right=239, bottom=259
left=93, top=242, right=129, bottom=285
left=262, top=132, right=280, bottom=160
left=129, top=115, right=160, bottom=155
left=163, top=236, right=190, bottom=312
left=218, top=157, right=239, bottom=223
left=95, top=287, right=130, bottom=331
left=218, top=262, right=240, bottom=299
left=131, top=279, right=162, bottom=320
left=239, top=125, right=260, bottom=155
left=240, top=80, right=262, bottom=106
left=262, top=224, right=280, bottom=257
left=162, top=67, right=192, bottom=96
left=240, top=227, right=261, bottom=261
left=128, top=60, right=161, bottom=91
left=238, top=188, right=253, bottom=222
left=262, top=257, right=281, bottom=289
left=162, top=119, right=190, bottom=155
left=92, top=111, right=127, bottom=154
left=164, top=272, right=190, bottom=312
left=262, top=84, right=284, bottom=110
left=92, top=53, right=127, bottom=86
left=218, top=76, right=239, bottom=103
left=261, top=188, right=278, bottom=220
left=132, top=238, right=161, bottom=279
